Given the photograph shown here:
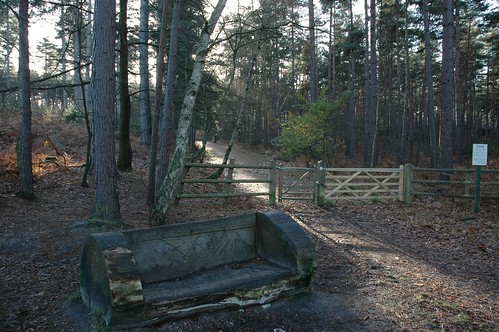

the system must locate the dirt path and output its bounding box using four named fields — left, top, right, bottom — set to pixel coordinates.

left=205, top=141, right=273, bottom=194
